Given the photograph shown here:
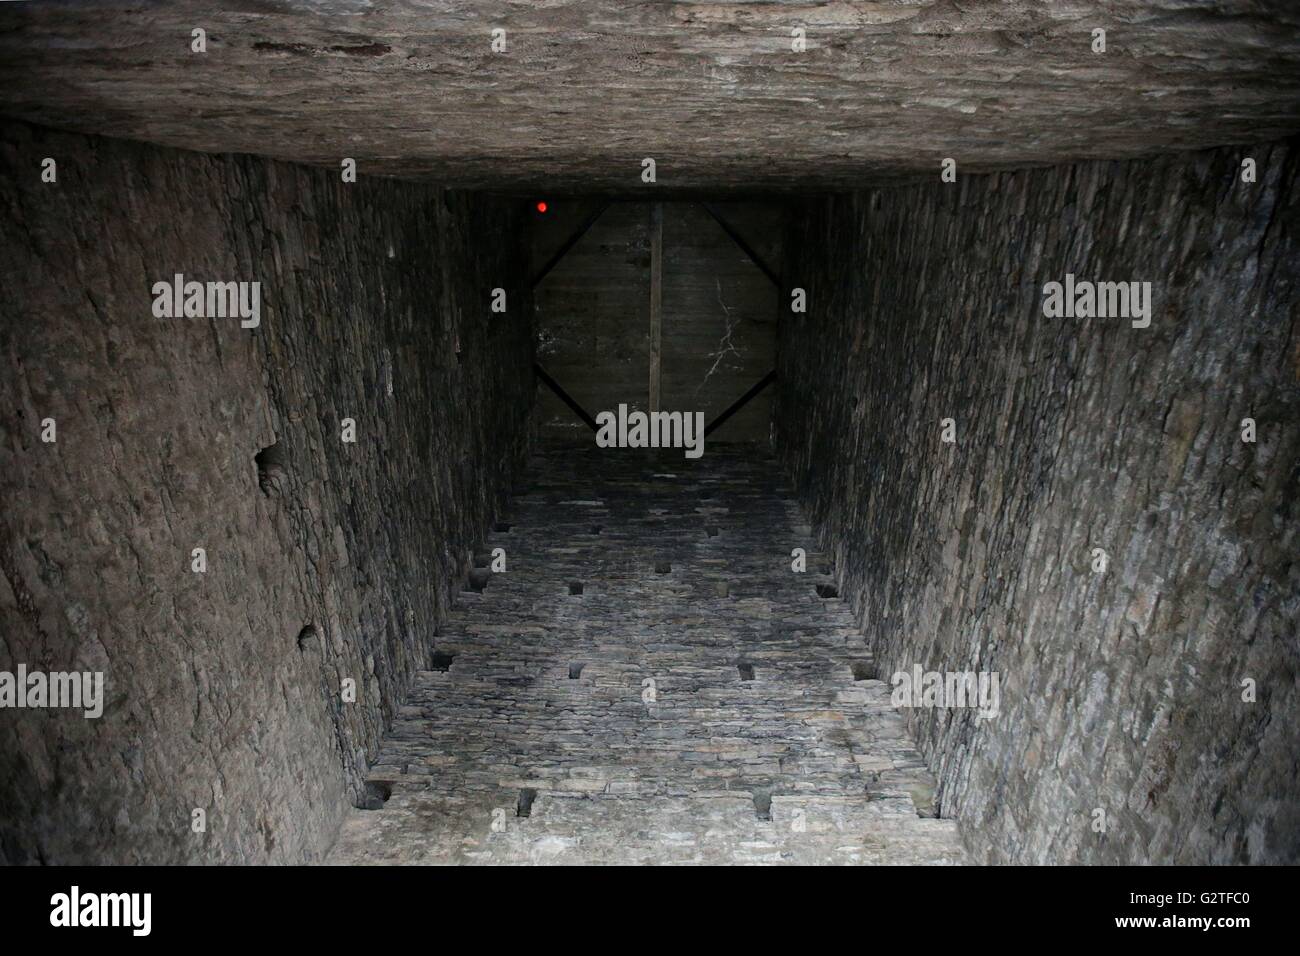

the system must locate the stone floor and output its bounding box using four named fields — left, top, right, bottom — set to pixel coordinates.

left=327, top=442, right=964, bottom=865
